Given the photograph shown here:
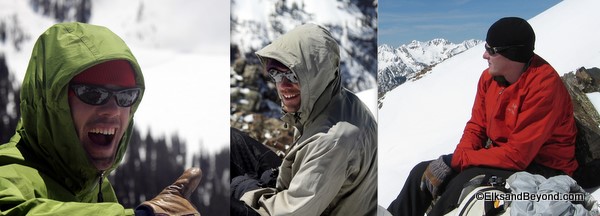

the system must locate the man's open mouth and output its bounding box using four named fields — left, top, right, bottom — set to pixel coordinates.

left=88, top=128, right=116, bottom=146
left=283, top=93, right=299, bottom=99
